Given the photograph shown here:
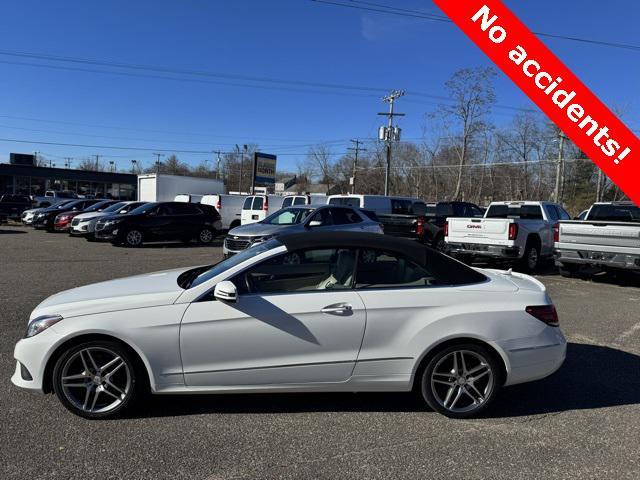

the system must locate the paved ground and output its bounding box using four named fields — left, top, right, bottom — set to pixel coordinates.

left=1, top=224, right=639, bottom=480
